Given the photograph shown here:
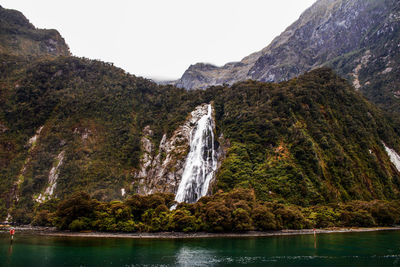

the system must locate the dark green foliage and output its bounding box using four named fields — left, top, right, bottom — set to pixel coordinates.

left=170, top=210, right=197, bottom=232
left=306, top=206, right=340, bottom=228
left=273, top=205, right=311, bottom=230
left=203, top=201, right=233, bottom=232
left=54, top=191, right=97, bottom=230
left=0, top=55, right=205, bottom=217
left=232, top=208, right=252, bottom=231
left=0, top=47, right=399, bottom=224
left=31, top=210, right=53, bottom=226
left=252, top=205, right=278, bottom=231
left=46, top=189, right=400, bottom=232
left=366, top=200, right=400, bottom=226
left=0, top=199, right=7, bottom=220
left=211, top=68, right=400, bottom=204
left=340, top=210, right=375, bottom=227
left=10, top=207, right=33, bottom=224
